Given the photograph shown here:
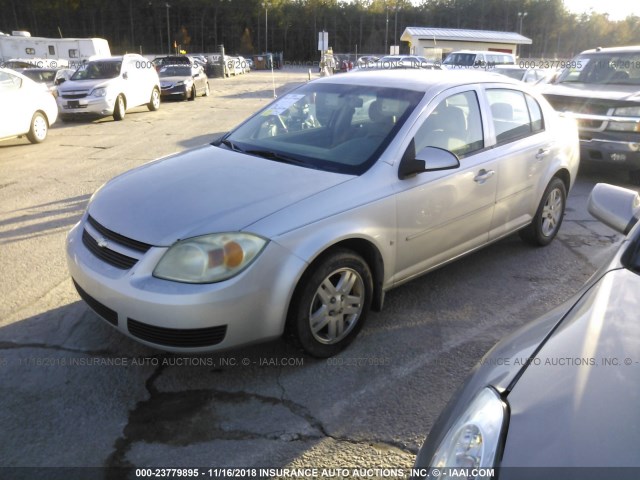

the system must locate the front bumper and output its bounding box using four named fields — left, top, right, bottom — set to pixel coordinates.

left=579, top=136, right=640, bottom=168
left=65, top=218, right=307, bottom=353
left=57, top=95, right=117, bottom=116
left=160, top=84, right=189, bottom=98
